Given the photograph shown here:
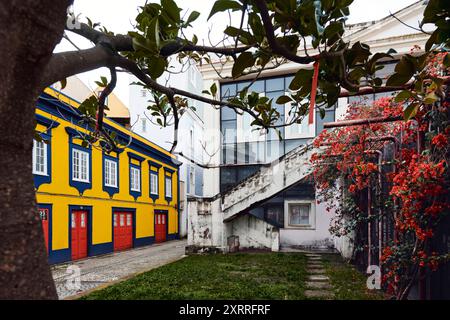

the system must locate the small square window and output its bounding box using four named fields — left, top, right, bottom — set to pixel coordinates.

left=289, top=203, right=310, bottom=226
left=284, top=200, right=315, bottom=229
